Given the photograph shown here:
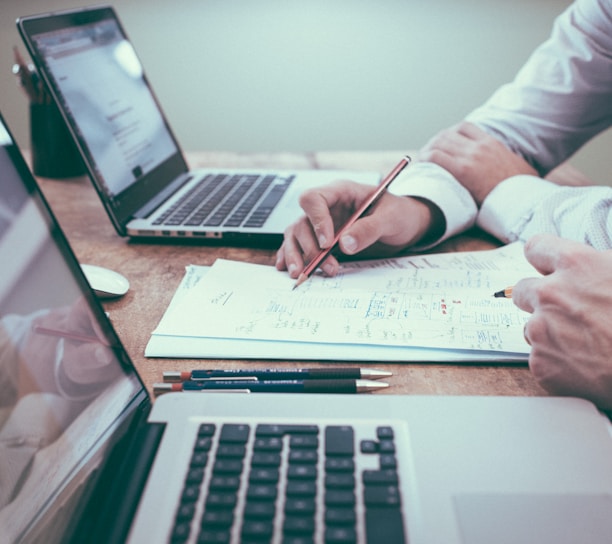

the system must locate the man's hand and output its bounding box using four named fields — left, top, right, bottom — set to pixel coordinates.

left=419, top=122, right=538, bottom=205
left=276, top=179, right=443, bottom=278
left=512, top=234, right=612, bottom=410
